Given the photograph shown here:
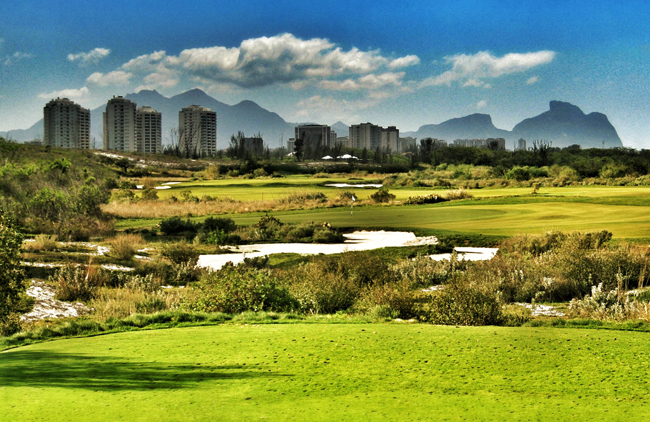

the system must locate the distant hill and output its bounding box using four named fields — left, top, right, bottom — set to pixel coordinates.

left=403, top=114, right=509, bottom=141
left=331, top=121, right=350, bottom=138
left=403, top=101, right=622, bottom=149
left=511, top=101, right=622, bottom=148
